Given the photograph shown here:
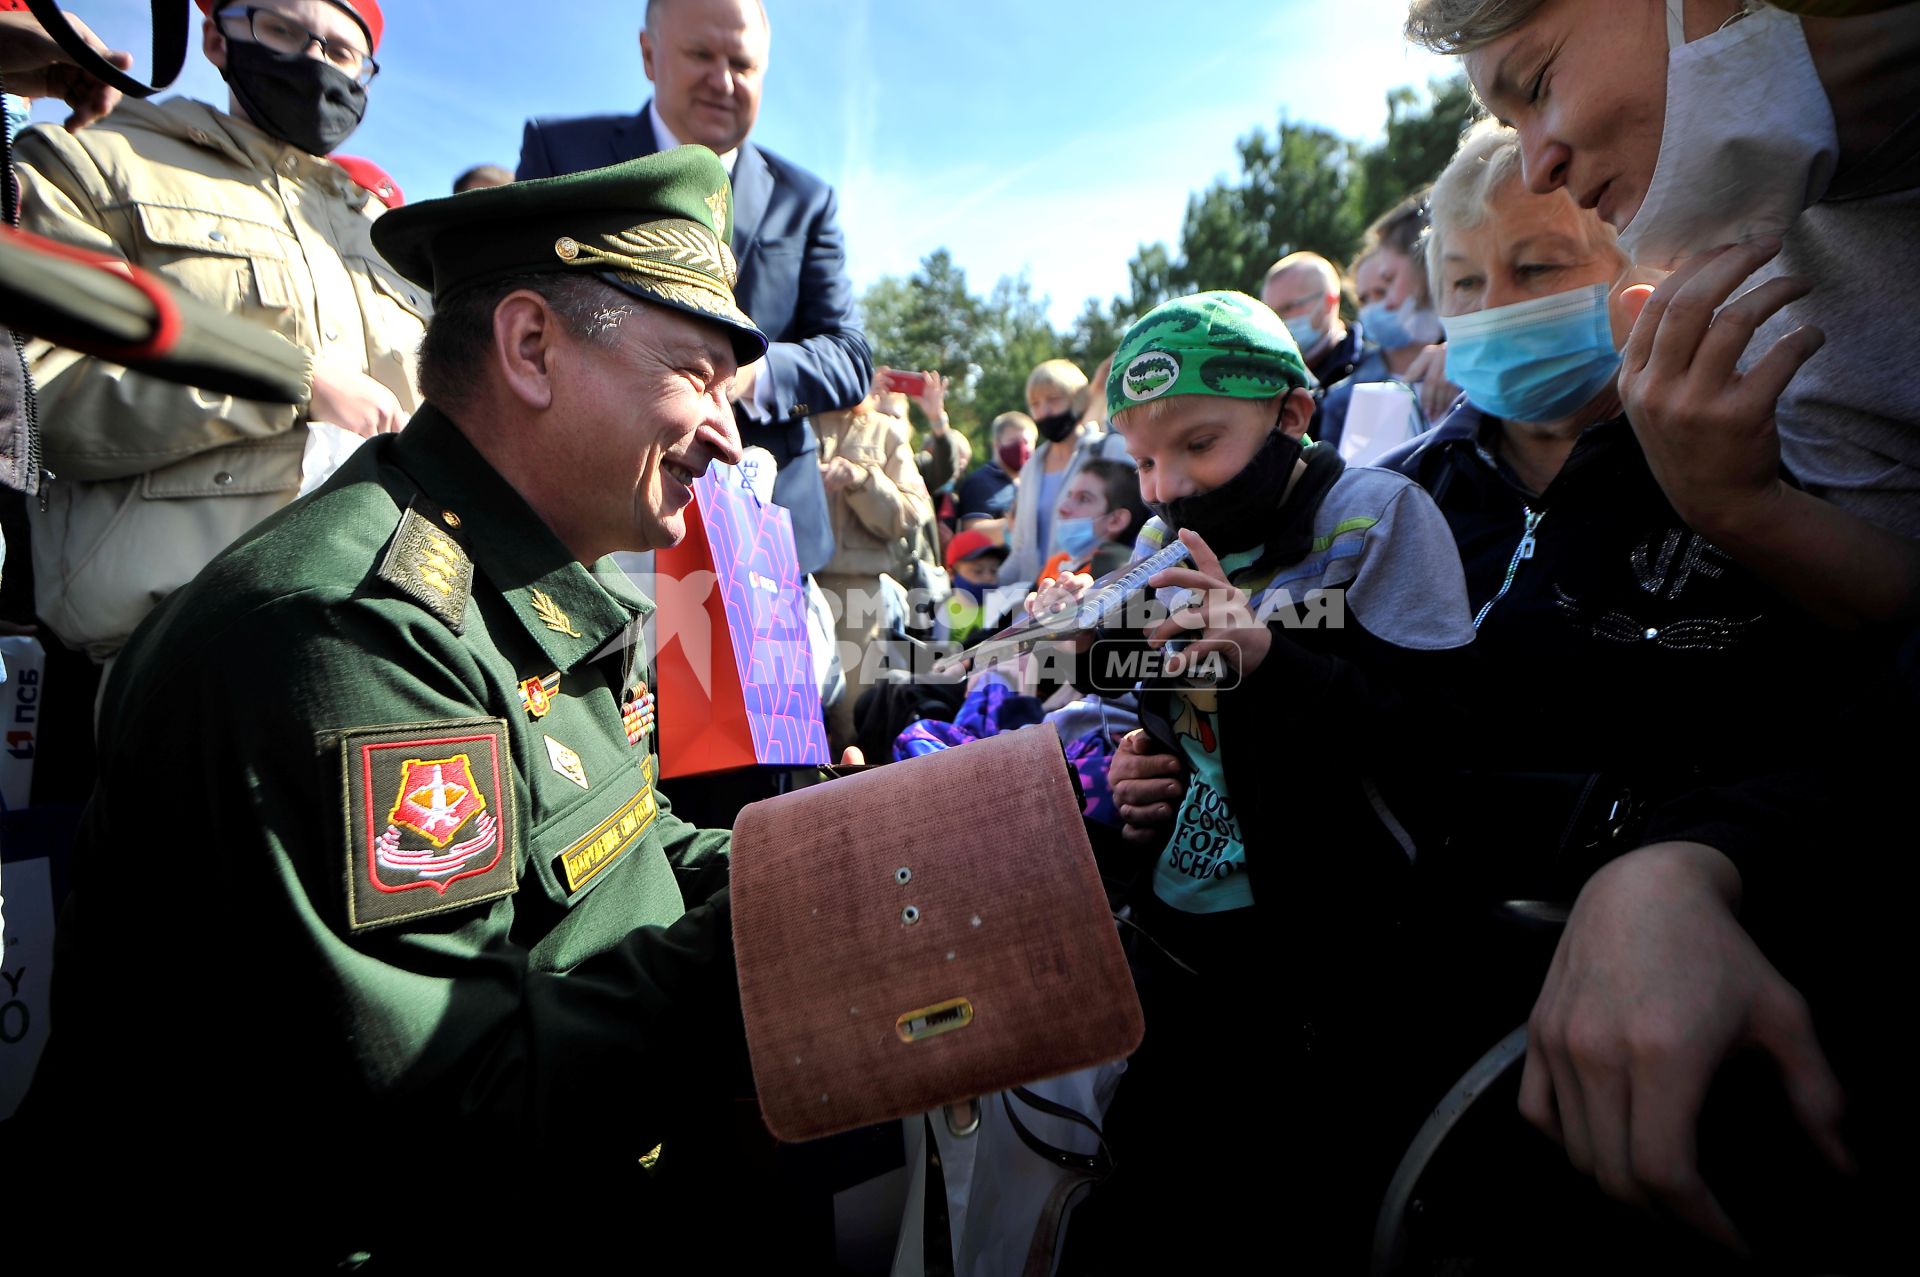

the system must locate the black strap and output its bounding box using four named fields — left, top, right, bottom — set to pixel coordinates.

left=1247, top=441, right=1346, bottom=578
left=999, top=1087, right=1115, bottom=1177
left=921, top=1114, right=956, bottom=1277
left=21, top=0, right=189, bottom=98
